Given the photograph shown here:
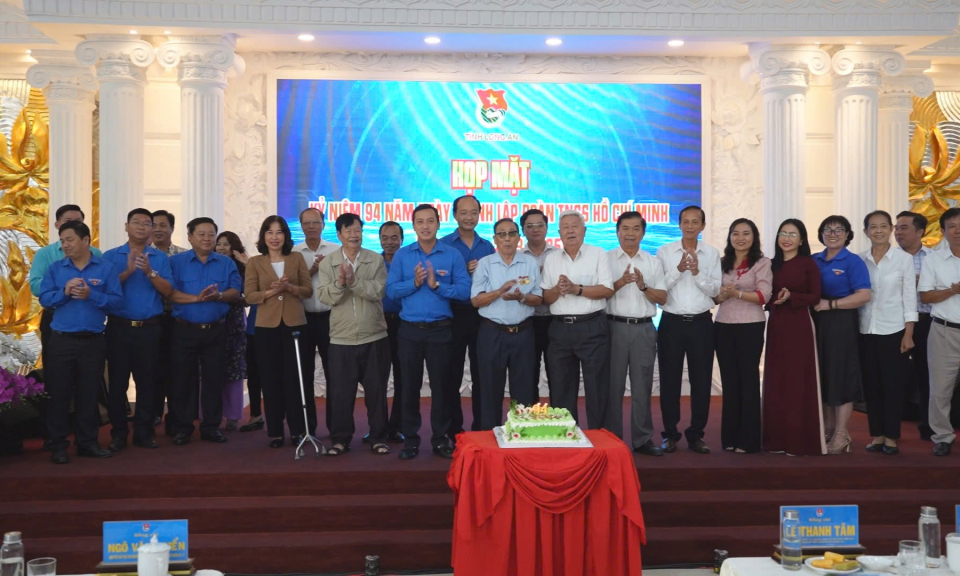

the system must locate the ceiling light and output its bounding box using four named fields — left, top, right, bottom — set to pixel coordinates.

left=855, top=41, right=862, bottom=45
left=163, top=30, right=172, bottom=35
left=546, top=37, right=562, bottom=46
left=668, top=39, right=684, bottom=48
left=424, top=36, right=441, bottom=45
left=25, top=49, right=31, bottom=54
left=814, top=41, right=821, bottom=45
left=298, top=33, right=315, bottom=41
left=129, top=30, right=137, bottom=34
